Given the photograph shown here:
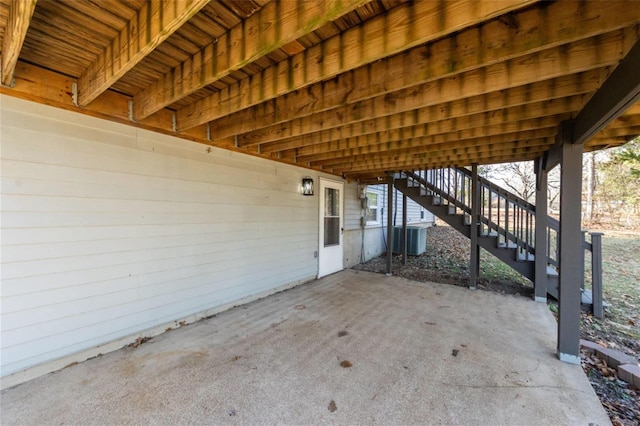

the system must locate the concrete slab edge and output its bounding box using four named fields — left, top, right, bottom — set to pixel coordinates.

left=580, top=339, right=640, bottom=389
left=0, top=275, right=317, bottom=391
